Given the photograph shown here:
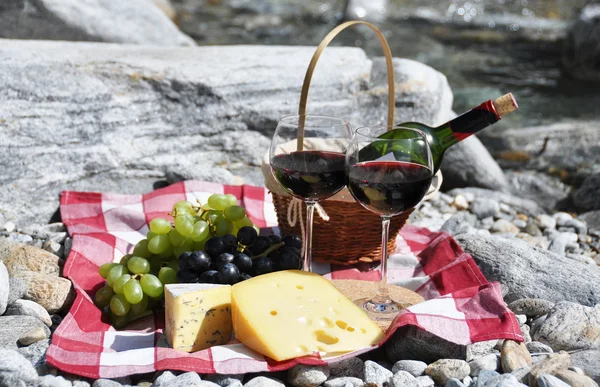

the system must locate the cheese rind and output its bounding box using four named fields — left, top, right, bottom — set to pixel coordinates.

left=231, top=270, right=384, bottom=361
left=164, top=283, right=232, bottom=352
